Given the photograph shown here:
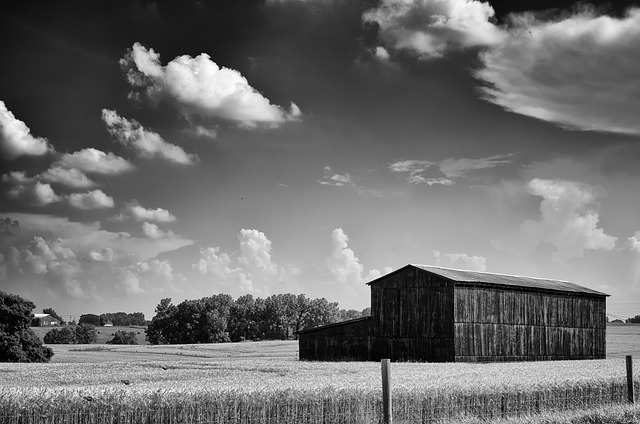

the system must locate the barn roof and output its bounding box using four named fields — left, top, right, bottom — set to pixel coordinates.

left=296, top=316, right=370, bottom=335
left=33, top=313, right=50, bottom=318
left=368, top=264, right=608, bottom=297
